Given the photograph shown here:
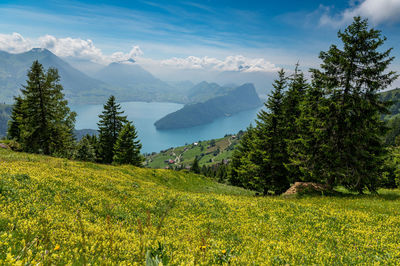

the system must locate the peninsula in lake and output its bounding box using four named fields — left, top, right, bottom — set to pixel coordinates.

left=154, top=83, right=262, bottom=130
